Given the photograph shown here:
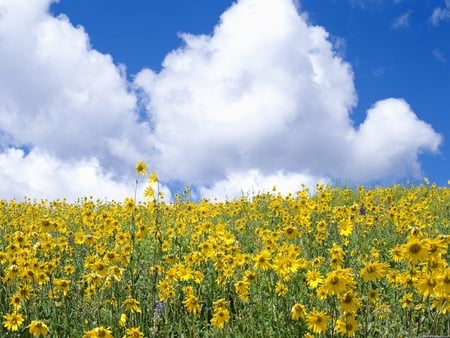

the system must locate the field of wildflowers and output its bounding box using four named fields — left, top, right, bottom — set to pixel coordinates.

left=0, top=162, right=449, bottom=337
